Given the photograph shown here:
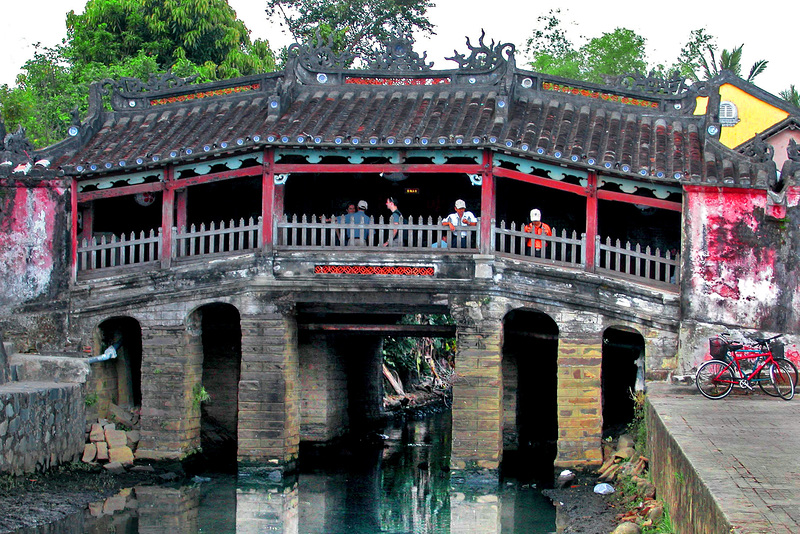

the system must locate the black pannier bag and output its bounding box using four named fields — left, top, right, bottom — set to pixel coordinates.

left=709, top=337, right=729, bottom=360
